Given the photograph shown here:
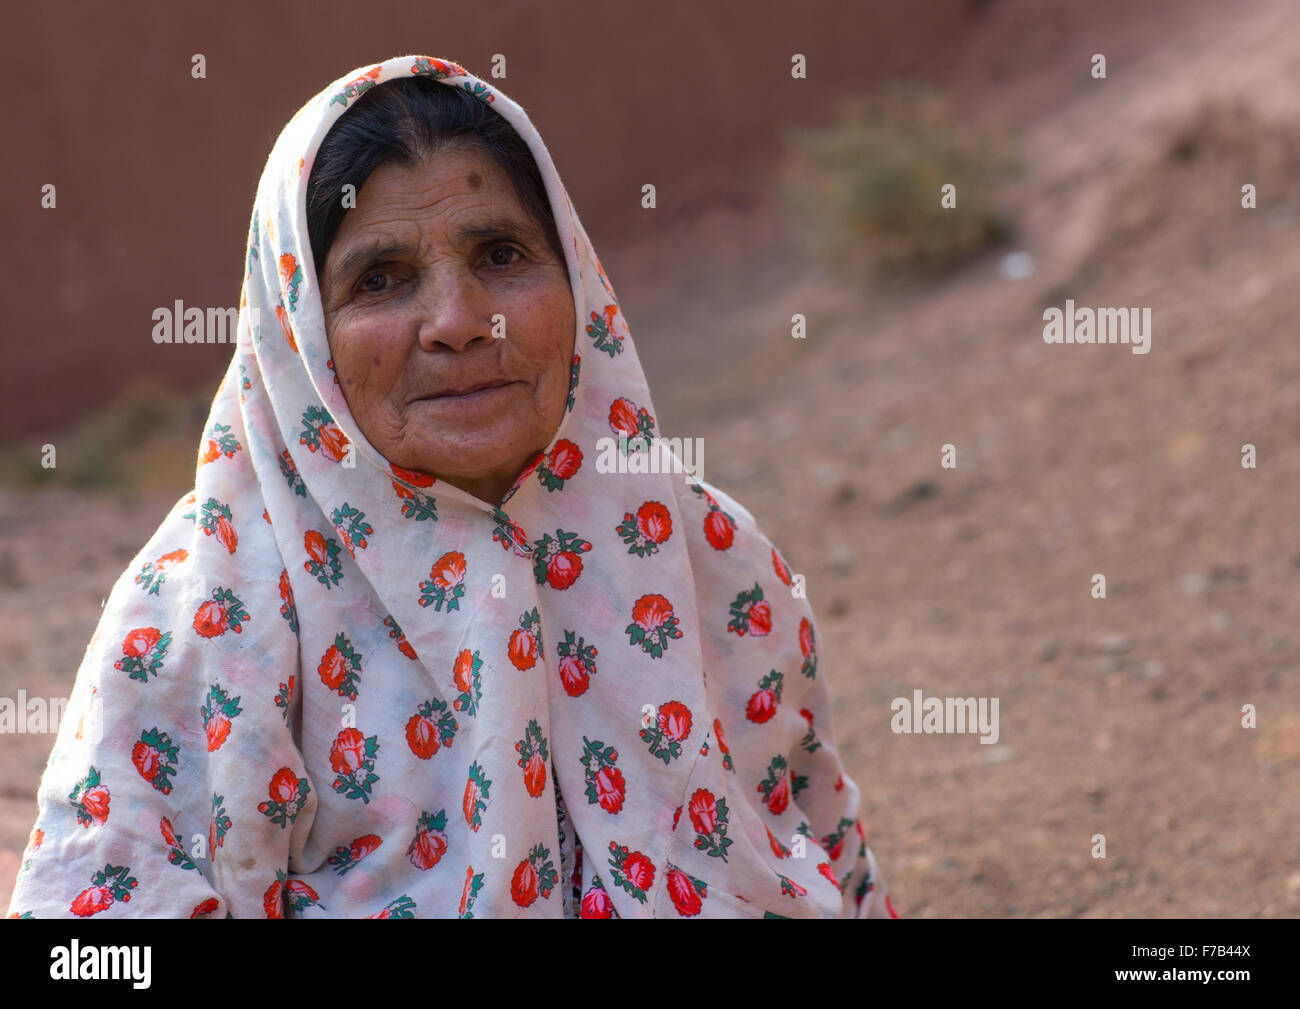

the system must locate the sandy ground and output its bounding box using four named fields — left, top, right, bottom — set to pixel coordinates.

left=4, top=0, right=1300, bottom=915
